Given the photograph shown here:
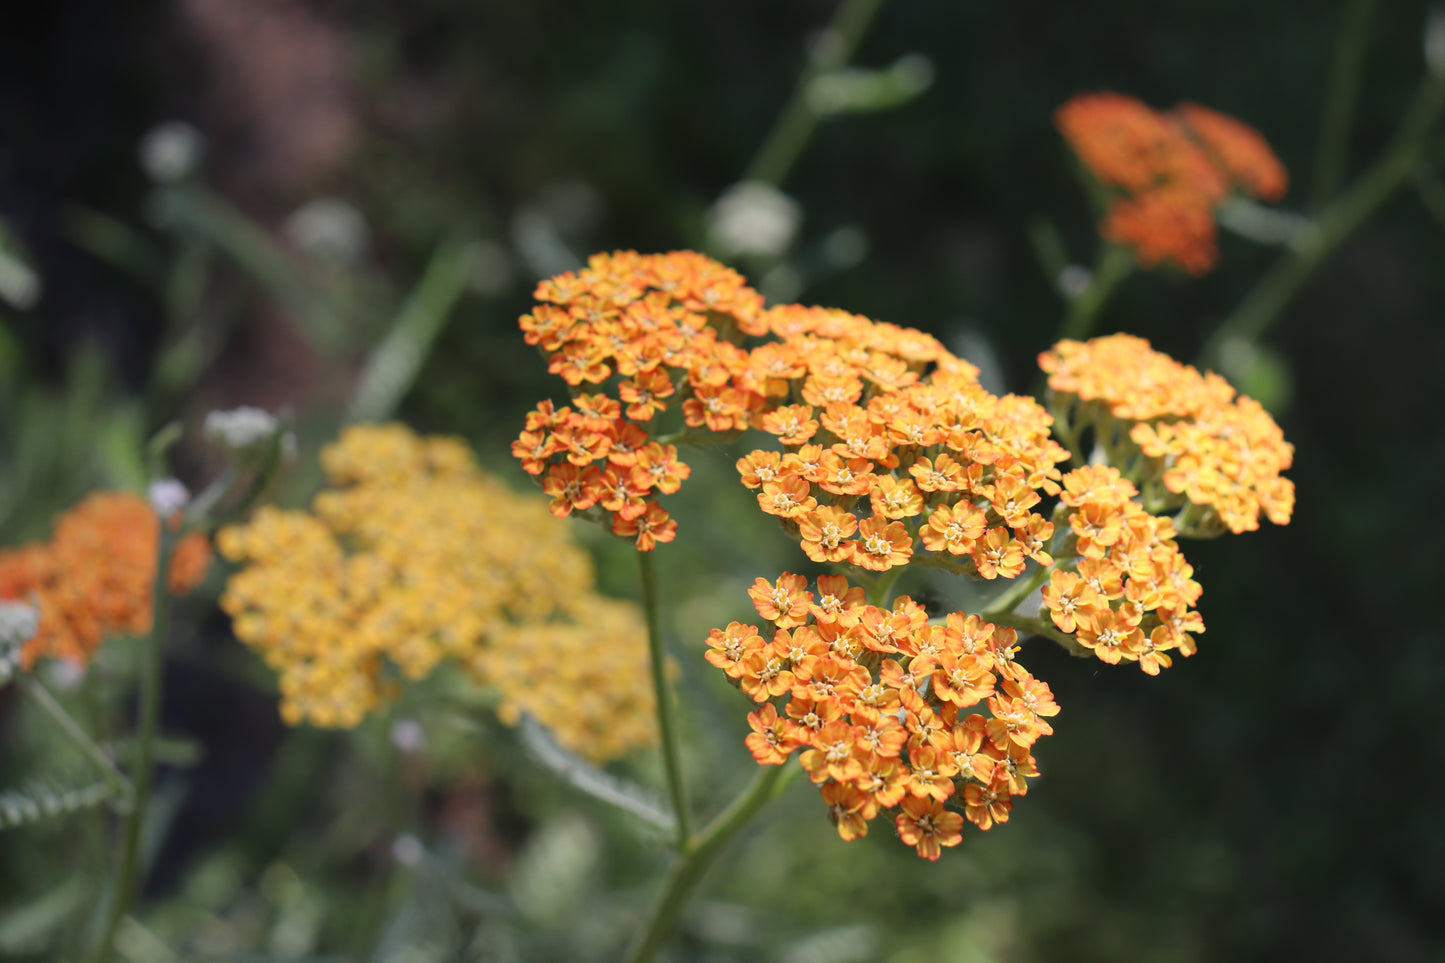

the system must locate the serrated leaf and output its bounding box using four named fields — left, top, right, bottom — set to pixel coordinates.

left=0, top=769, right=123, bottom=830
